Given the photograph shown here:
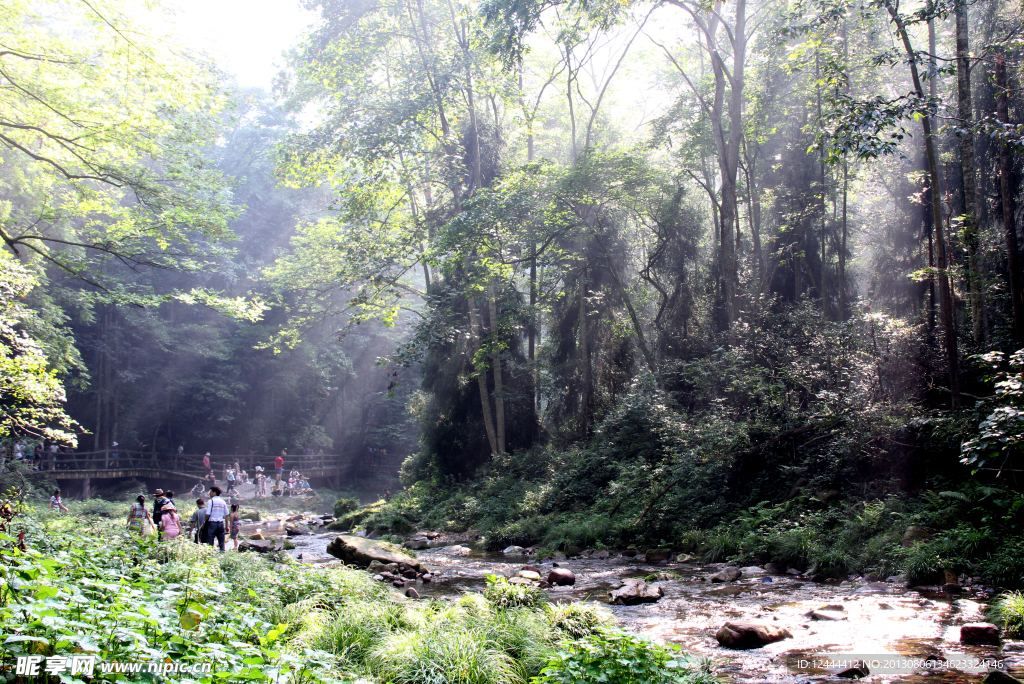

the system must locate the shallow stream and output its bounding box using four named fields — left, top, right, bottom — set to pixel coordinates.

left=249, top=517, right=1024, bottom=684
